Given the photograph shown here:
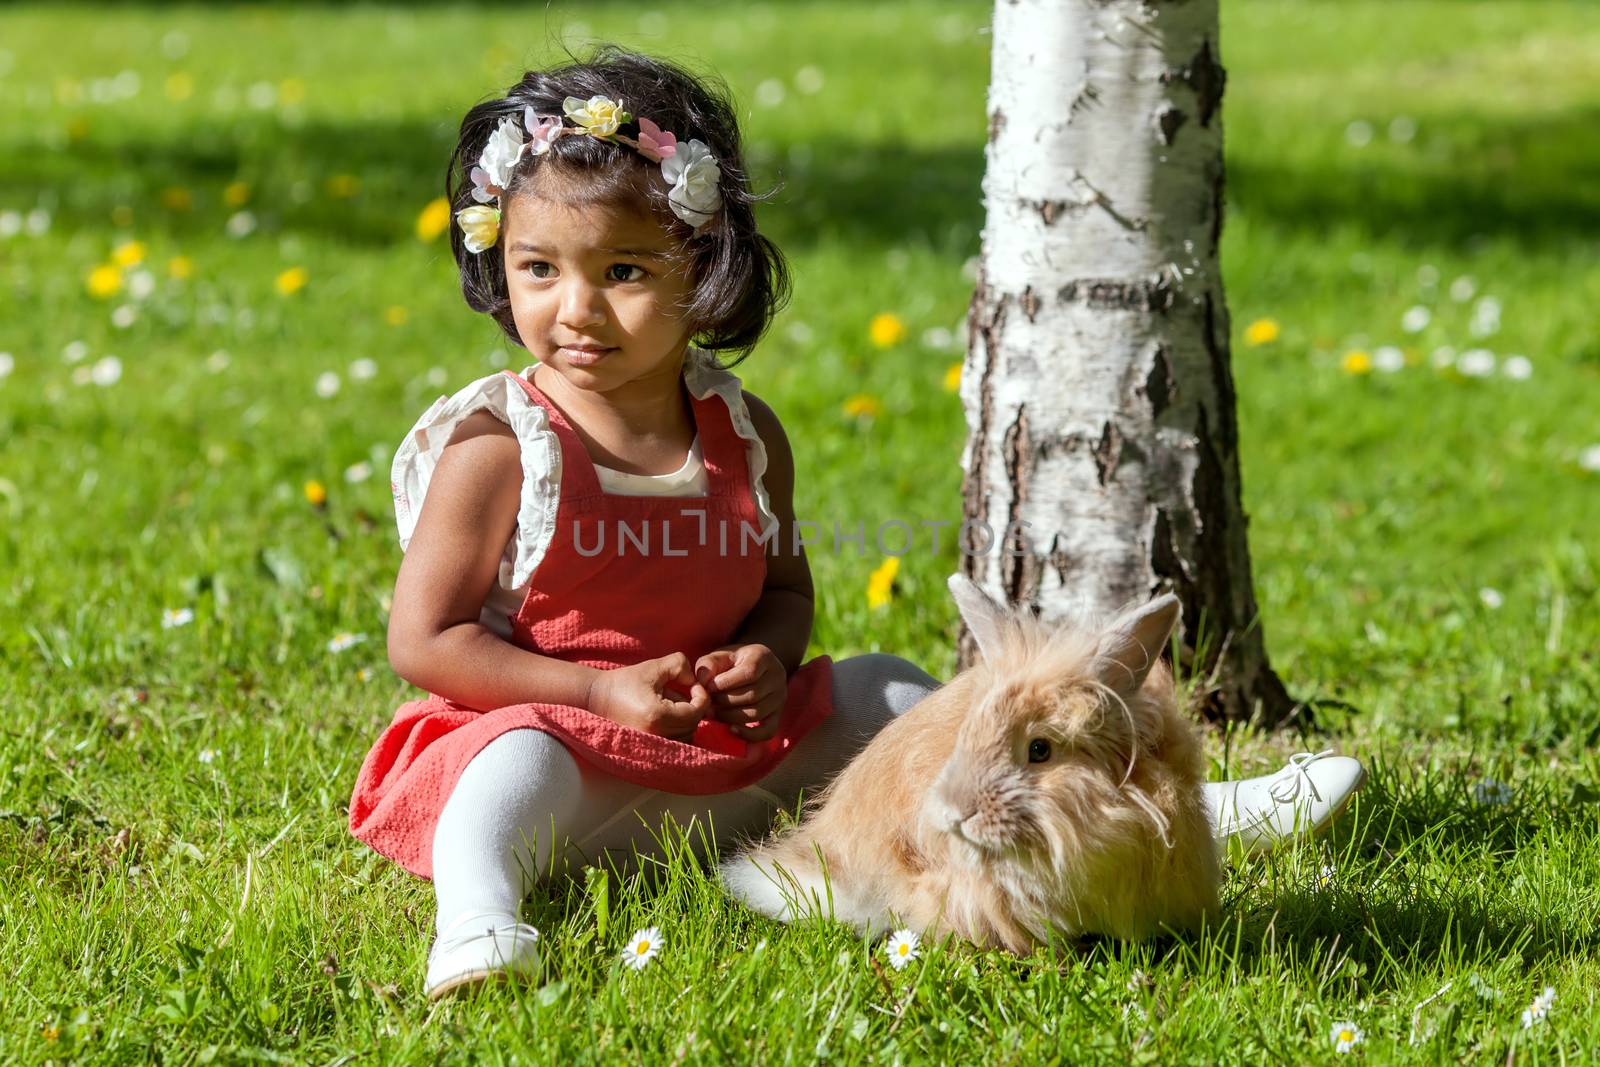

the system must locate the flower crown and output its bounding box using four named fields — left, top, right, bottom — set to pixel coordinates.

left=455, top=95, right=724, bottom=254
